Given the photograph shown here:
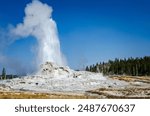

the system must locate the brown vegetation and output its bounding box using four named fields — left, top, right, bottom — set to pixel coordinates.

left=0, top=91, right=97, bottom=99
left=87, top=87, right=150, bottom=99
left=110, top=76, right=150, bottom=84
